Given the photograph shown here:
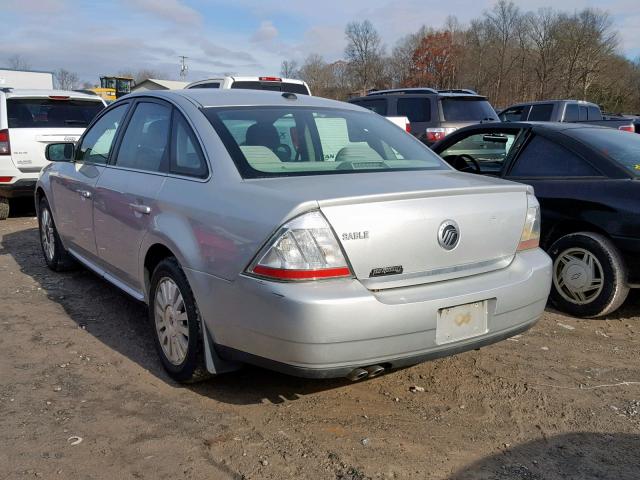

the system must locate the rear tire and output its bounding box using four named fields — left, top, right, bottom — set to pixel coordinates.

left=38, top=197, right=76, bottom=271
left=0, top=197, right=9, bottom=220
left=548, top=232, right=629, bottom=318
left=149, top=257, right=210, bottom=383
